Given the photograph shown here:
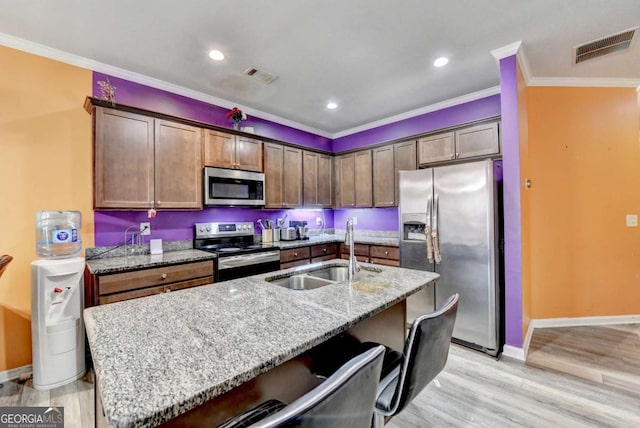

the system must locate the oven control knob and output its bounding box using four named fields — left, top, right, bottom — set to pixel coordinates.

left=206, top=226, right=212, bottom=232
